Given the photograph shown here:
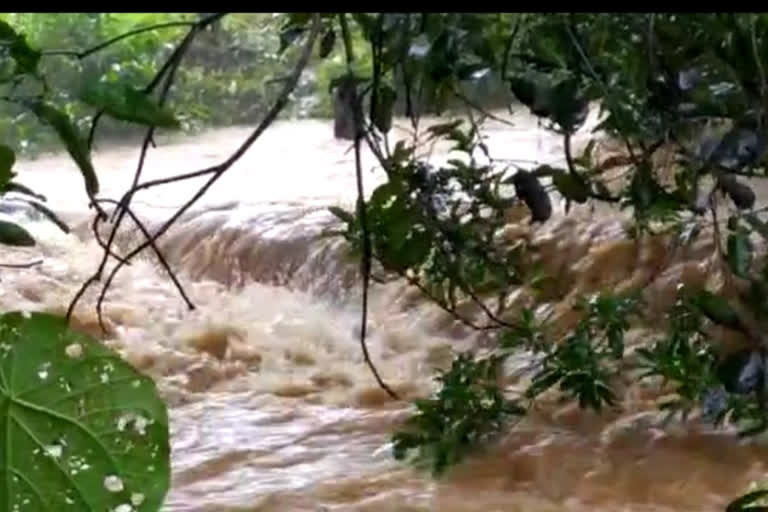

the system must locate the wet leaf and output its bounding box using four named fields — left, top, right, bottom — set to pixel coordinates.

left=0, top=21, right=40, bottom=75
left=0, top=220, right=34, bottom=247
left=328, top=205, right=354, bottom=224
left=552, top=169, right=589, bottom=203
left=0, top=145, right=14, bottom=189
left=726, top=489, right=768, bottom=512
left=28, top=101, right=98, bottom=197
left=427, top=120, right=464, bottom=138
left=744, top=213, right=768, bottom=240
left=574, top=139, right=596, bottom=168
left=279, top=26, right=305, bottom=54
left=512, top=170, right=552, bottom=223
left=408, top=33, right=432, bottom=59
left=1, top=182, right=45, bottom=202
left=718, top=350, right=764, bottom=395
left=0, top=20, right=16, bottom=40
left=689, top=290, right=743, bottom=331
left=18, top=199, right=70, bottom=234
left=727, top=231, right=753, bottom=278
left=719, top=174, right=756, bottom=210
left=507, top=75, right=538, bottom=109
left=711, top=127, right=767, bottom=171
left=81, top=83, right=180, bottom=129
left=549, top=78, right=589, bottom=132
left=678, top=220, right=701, bottom=247
left=318, top=27, right=336, bottom=58
left=351, top=13, right=376, bottom=40
left=371, top=84, right=396, bottom=134
left=0, top=312, right=170, bottom=511
left=629, top=168, right=657, bottom=211
left=9, top=39, right=41, bottom=75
